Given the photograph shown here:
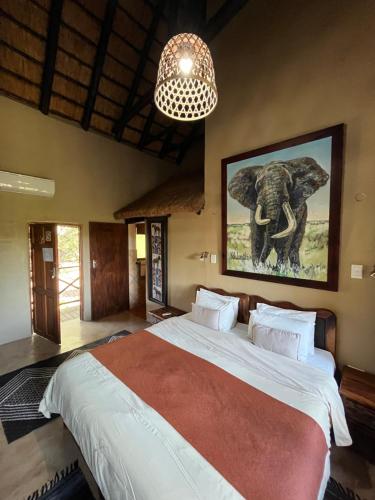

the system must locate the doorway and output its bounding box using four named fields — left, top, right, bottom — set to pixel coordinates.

left=29, top=223, right=82, bottom=344
left=57, top=225, right=82, bottom=325
left=128, top=222, right=146, bottom=319
left=89, top=222, right=129, bottom=320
